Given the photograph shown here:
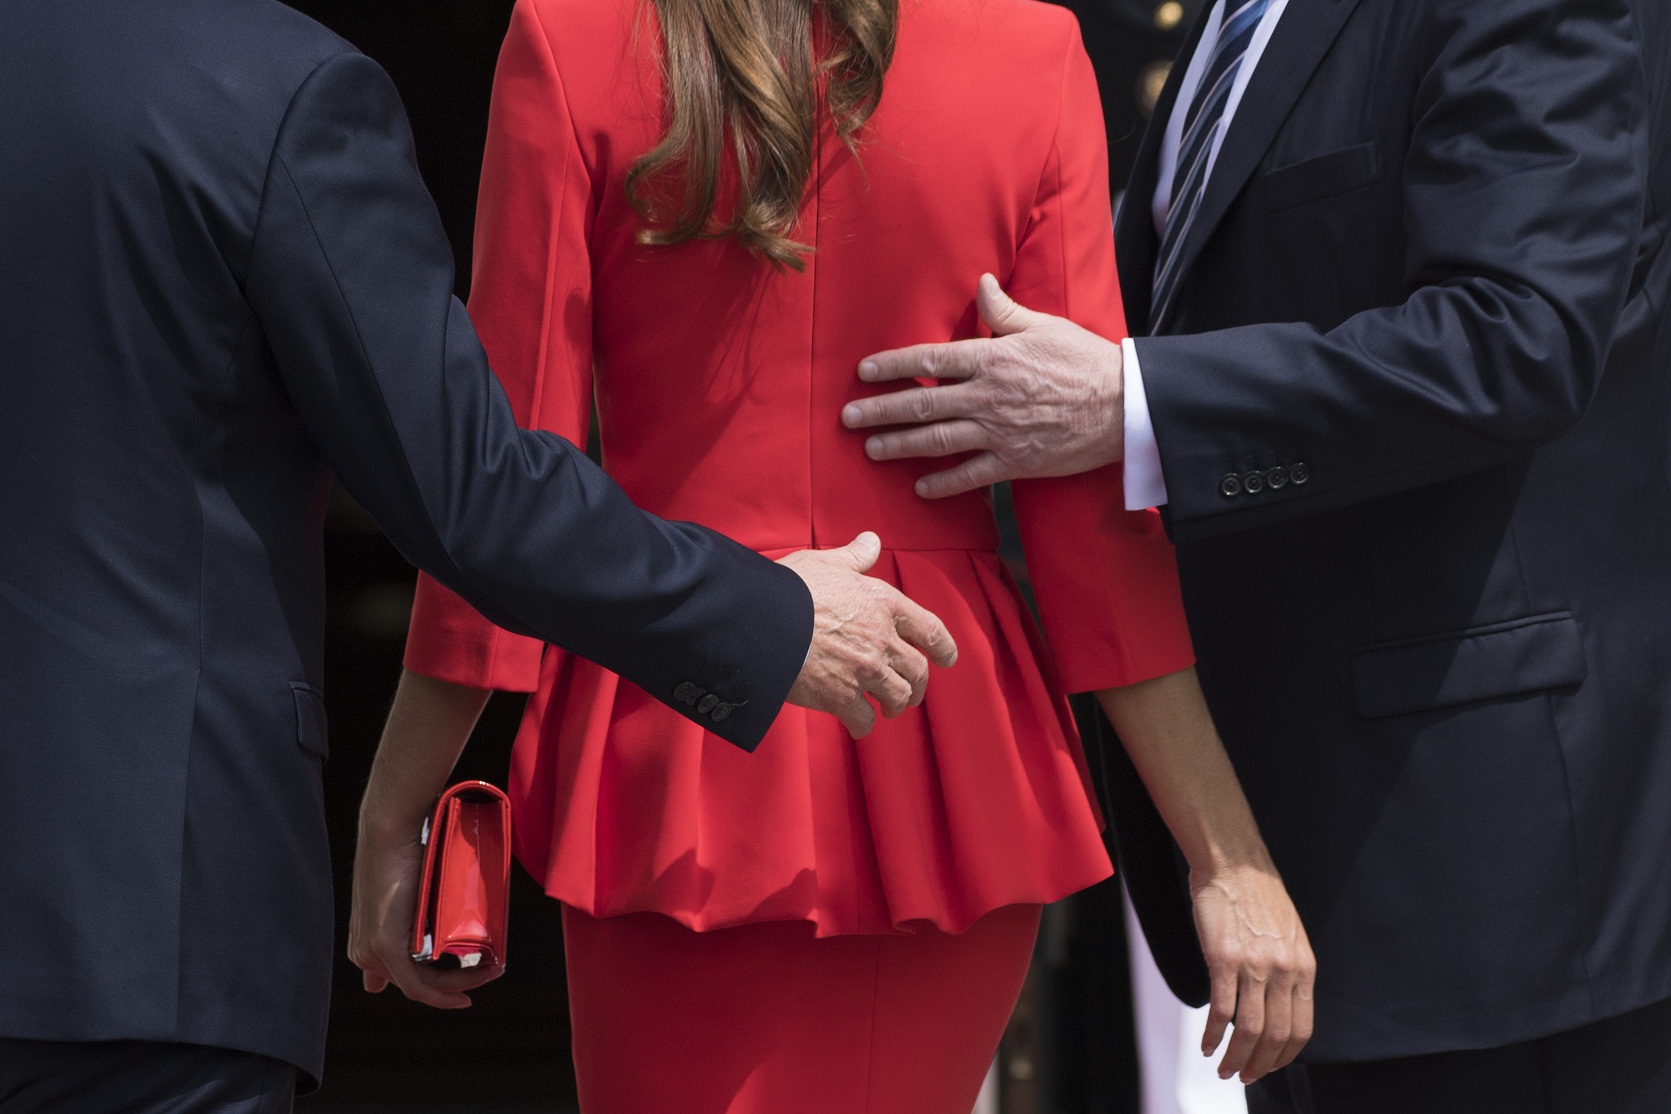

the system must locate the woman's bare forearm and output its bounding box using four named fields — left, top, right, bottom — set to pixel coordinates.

left=358, top=668, right=492, bottom=845
left=1094, top=667, right=1272, bottom=875
left=1097, top=667, right=1315, bottom=1081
